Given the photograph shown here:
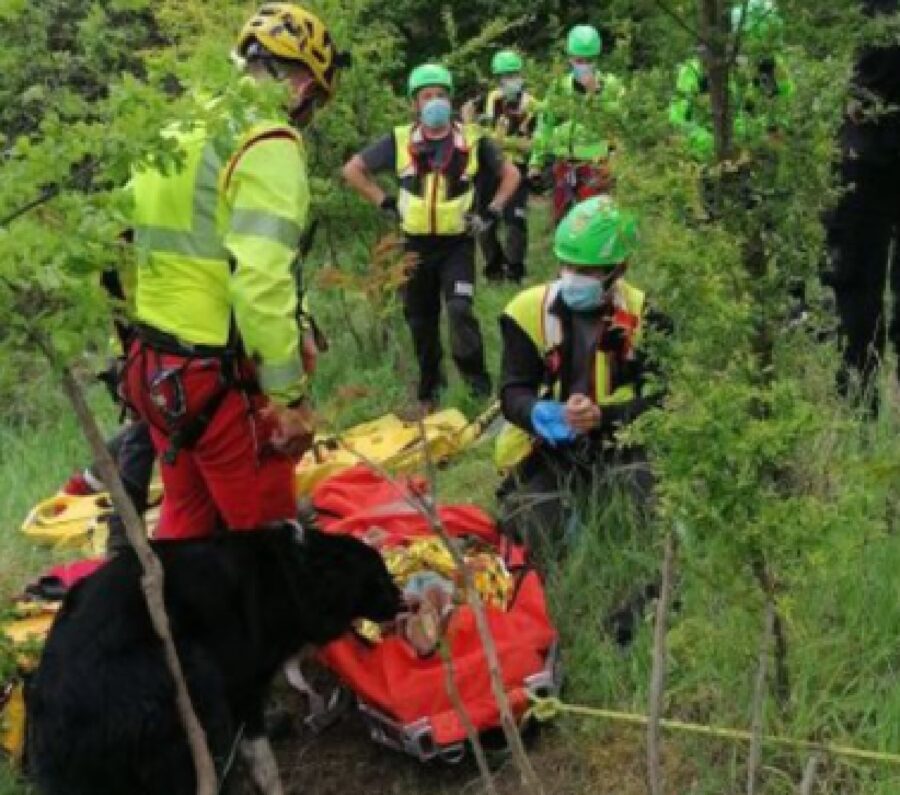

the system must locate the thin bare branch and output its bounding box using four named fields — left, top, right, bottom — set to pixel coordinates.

left=798, top=753, right=822, bottom=795
left=337, top=435, right=544, bottom=794
left=30, top=329, right=217, bottom=795
left=440, top=641, right=499, bottom=795
left=748, top=598, right=776, bottom=795
left=647, top=531, right=677, bottom=795
left=727, top=0, right=752, bottom=71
